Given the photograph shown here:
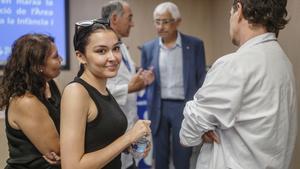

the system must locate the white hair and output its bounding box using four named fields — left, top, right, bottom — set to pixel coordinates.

left=153, top=2, right=181, bottom=20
